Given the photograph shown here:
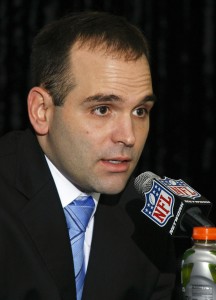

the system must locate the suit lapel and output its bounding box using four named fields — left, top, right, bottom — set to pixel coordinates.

left=82, top=181, right=162, bottom=300
left=15, top=129, right=76, bottom=300
left=82, top=191, right=137, bottom=300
